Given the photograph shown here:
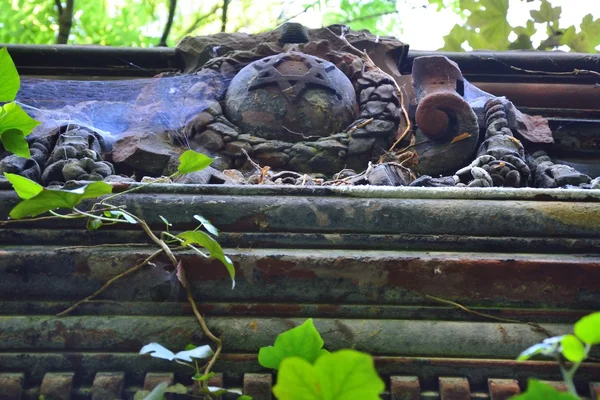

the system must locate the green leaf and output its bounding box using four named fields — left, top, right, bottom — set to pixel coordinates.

left=106, top=210, right=137, bottom=224
left=0, top=47, right=20, bottom=102
left=194, top=214, right=219, bottom=236
left=560, top=334, right=586, bottom=363
left=177, top=150, right=213, bottom=174
left=441, top=24, right=469, bottom=51
left=164, top=384, right=188, bottom=394
left=9, top=181, right=112, bottom=219
left=135, top=382, right=168, bottom=400
left=272, top=357, right=319, bottom=399
left=177, top=230, right=235, bottom=288
left=258, top=318, right=326, bottom=370
left=159, top=215, right=172, bottom=227
left=88, top=218, right=103, bottom=230
left=465, top=0, right=511, bottom=48
left=0, top=102, right=40, bottom=137
left=517, top=336, right=563, bottom=361
left=272, top=350, right=385, bottom=400
left=511, top=379, right=579, bottom=400
left=0, top=129, right=30, bottom=158
left=192, top=371, right=216, bottom=382
left=530, top=0, right=561, bottom=26
left=574, top=312, right=600, bottom=345
left=237, top=396, right=253, bottom=400
left=4, top=172, right=42, bottom=199
left=77, top=181, right=113, bottom=201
